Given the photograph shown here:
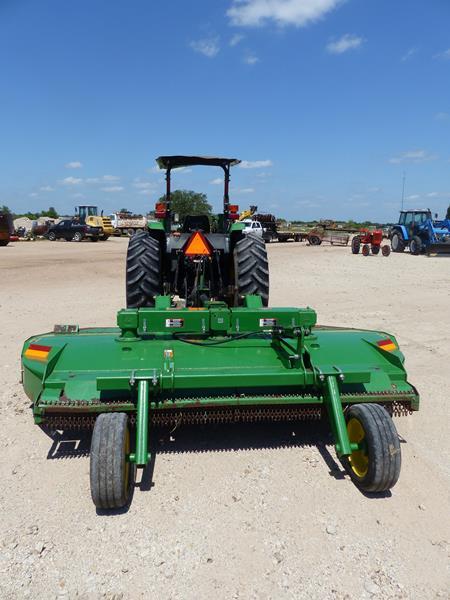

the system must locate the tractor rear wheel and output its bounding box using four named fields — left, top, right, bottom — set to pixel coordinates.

left=362, top=244, right=370, bottom=256
left=126, top=231, right=163, bottom=308
left=391, top=232, right=405, bottom=253
left=382, top=245, right=391, bottom=257
left=409, top=235, right=422, bottom=255
left=90, top=413, right=134, bottom=510
left=371, top=245, right=380, bottom=255
left=233, top=234, right=269, bottom=306
left=351, top=236, right=361, bottom=254
left=343, top=403, right=401, bottom=493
